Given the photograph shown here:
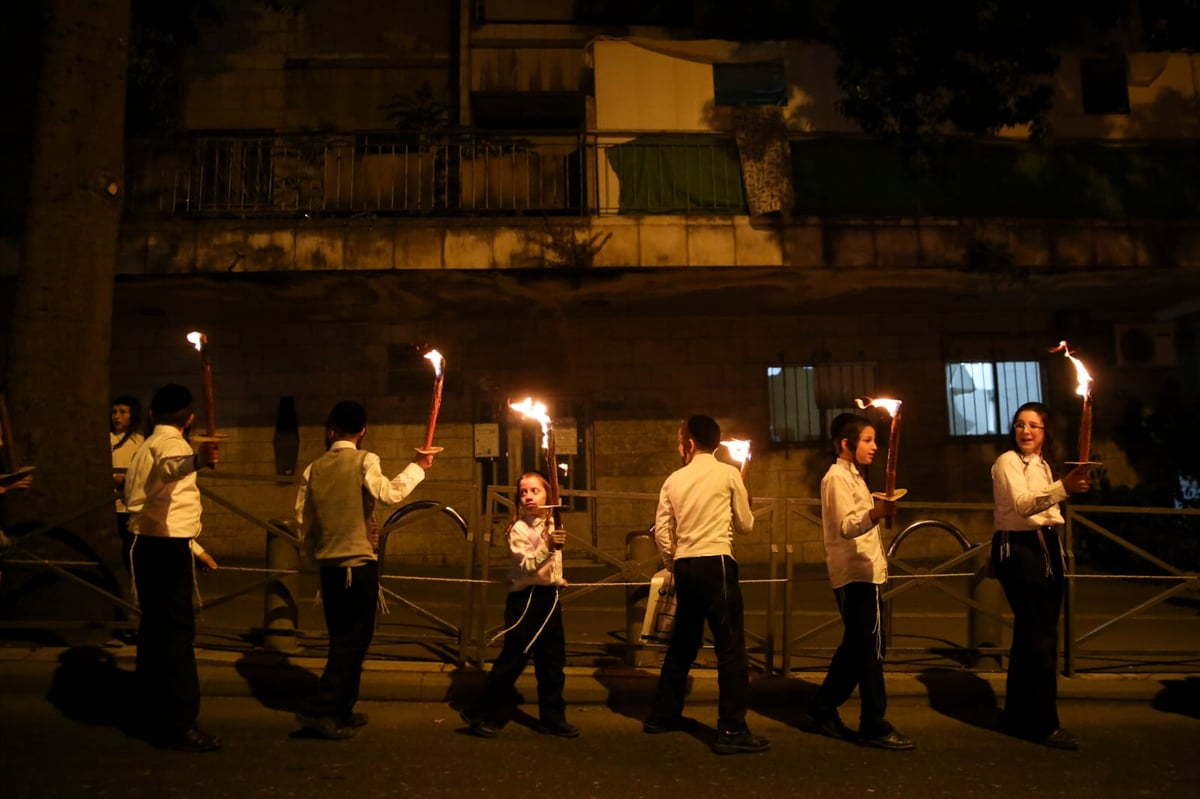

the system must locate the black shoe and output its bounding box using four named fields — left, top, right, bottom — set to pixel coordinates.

left=459, top=709, right=500, bottom=738
left=643, top=716, right=682, bottom=734
left=711, top=728, right=770, bottom=755
left=154, top=725, right=221, bottom=753
left=859, top=728, right=914, bottom=751
left=809, top=711, right=856, bottom=742
left=295, top=712, right=356, bottom=740
left=538, top=719, right=580, bottom=738
left=1039, top=728, right=1079, bottom=750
